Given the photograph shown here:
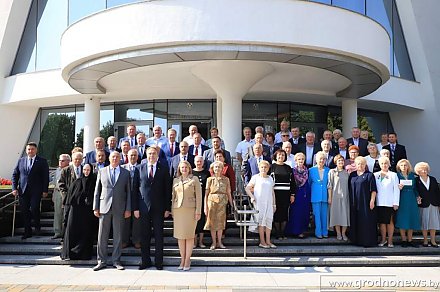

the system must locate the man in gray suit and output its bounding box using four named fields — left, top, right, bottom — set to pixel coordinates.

left=203, top=136, right=231, bottom=168
left=51, top=154, right=70, bottom=239
left=93, top=151, right=132, bottom=271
